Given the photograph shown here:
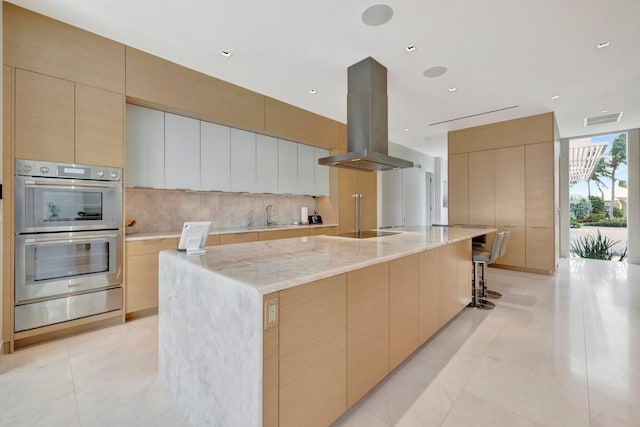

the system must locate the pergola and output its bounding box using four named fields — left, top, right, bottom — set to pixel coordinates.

left=569, top=138, right=608, bottom=184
